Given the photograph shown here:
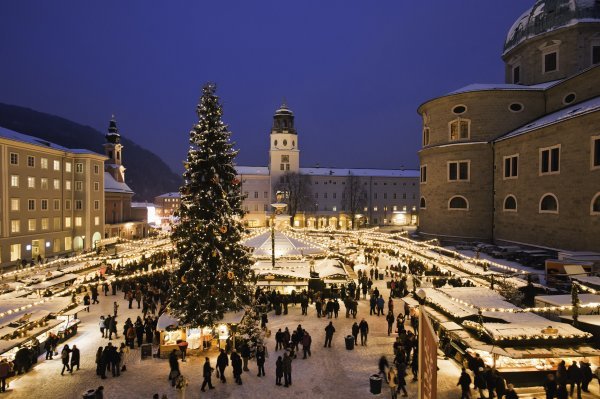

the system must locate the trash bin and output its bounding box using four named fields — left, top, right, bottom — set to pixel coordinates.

left=369, top=374, right=382, bottom=395
left=83, top=389, right=96, bottom=398
left=379, top=273, right=384, bottom=280
left=345, top=335, right=354, bottom=350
